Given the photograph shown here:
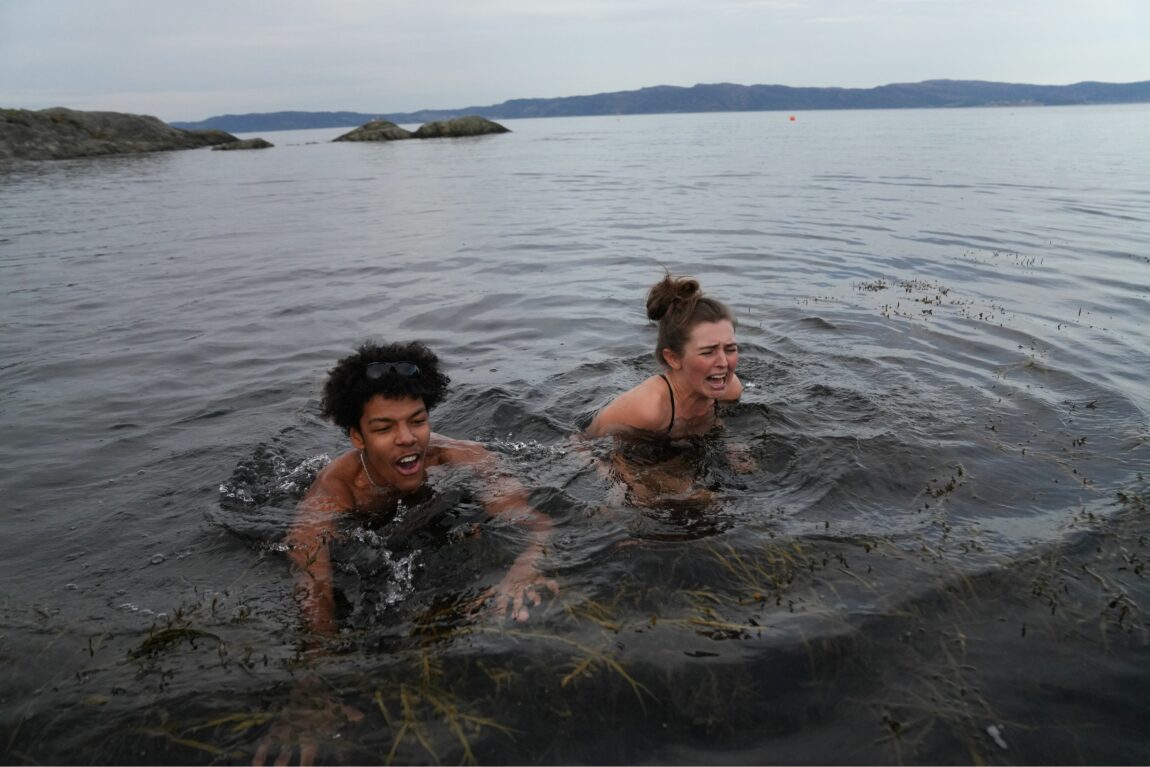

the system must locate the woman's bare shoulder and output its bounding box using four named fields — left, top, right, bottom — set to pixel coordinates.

left=586, top=376, right=670, bottom=437
left=722, top=371, right=744, bottom=402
